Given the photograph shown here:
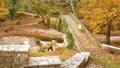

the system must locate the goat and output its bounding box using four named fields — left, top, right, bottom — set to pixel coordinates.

left=51, top=40, right=65, bottom=51
left=36, top=40, right=53, bottom=52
